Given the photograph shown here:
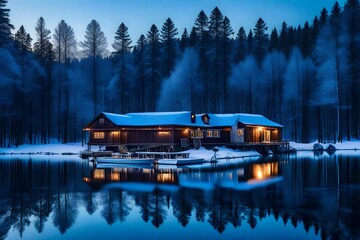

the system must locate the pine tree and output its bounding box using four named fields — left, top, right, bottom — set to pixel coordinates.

left=34, top=17, right=52, bottom=143
left=194, top=10, right=209, bottom=111
left=134, top=34, right=146, bottom=111
left=319, top=8, right=329, bottom=26
left=279, top=22, right=290, bottom=58
left=300, top=22, right=311, bottom=57
left=0, top=0, right=13, bottom=48
left=269, top=28, right=279, bottom=52
left=221, top=16, right=234, bottom=112
left=14, top=26, right=32, bottom=145
left=189, top=26, right=198, bottom=47
left=180, top=28, right=189, bottom=52
left=330, top=1, right=343, bottom=142
left=253, top=18, right=269, bottom=66
left=146, top=24, right=160, bottom=111
left=53, top=20, right=77, bottom=142
left=209, top=7, right=224, bottom=112
left=343, top=0, right=360, bottom=139
left=160, top=18, right=178, bottom=78
left=234, top=27, right=247, bottom=63
left=81, top=19, right=108, bottom=117
left=113, top=22, right=132, bottom=113
left=247, top=30, right=254, bottom=55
